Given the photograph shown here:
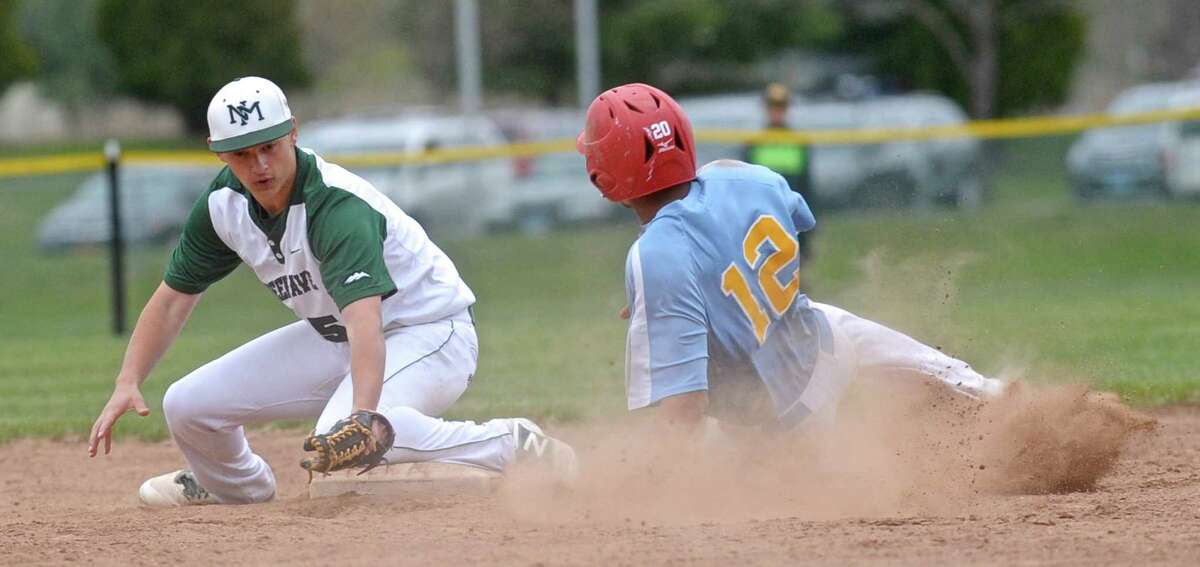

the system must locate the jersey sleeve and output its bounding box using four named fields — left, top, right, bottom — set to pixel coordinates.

left=308, top=192, right=397, bottom=311
left=624, top=227, right=709, bottom=411
left=163, top=191, right=241, bottom=294
left=779, top=172, right=816, bottom=233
